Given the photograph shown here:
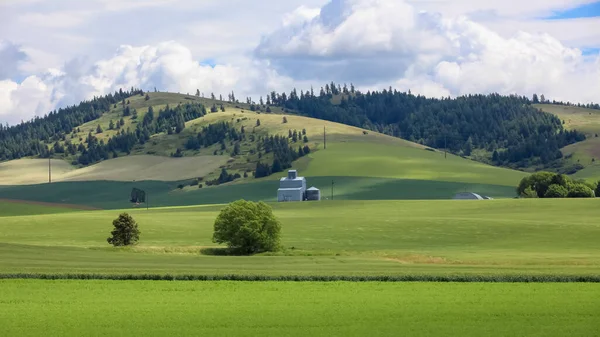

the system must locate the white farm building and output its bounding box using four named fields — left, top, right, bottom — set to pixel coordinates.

left=453, top=192, right=493, bottom=200
left=277, top=170, right=320, bottom=202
